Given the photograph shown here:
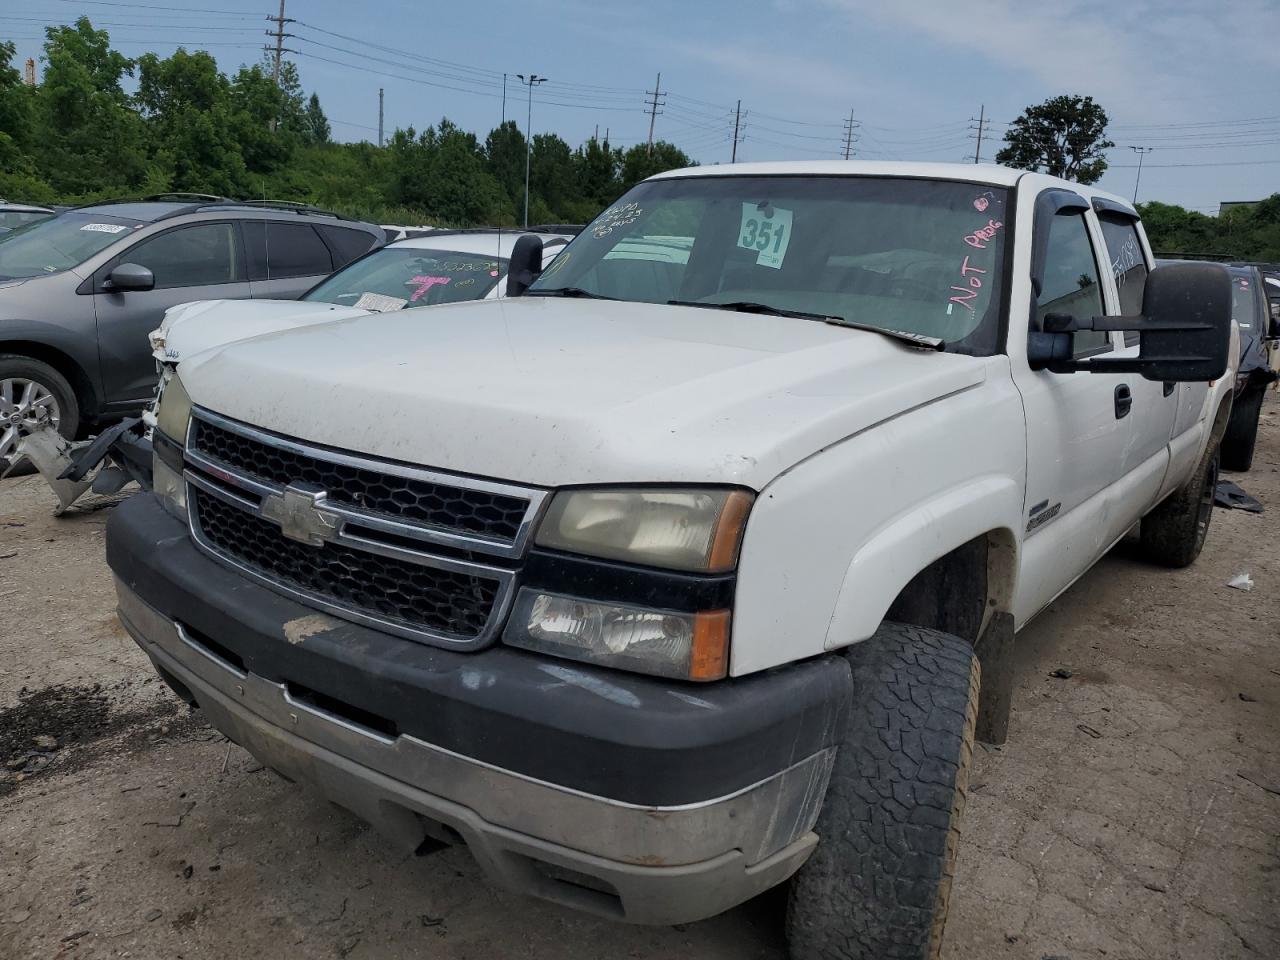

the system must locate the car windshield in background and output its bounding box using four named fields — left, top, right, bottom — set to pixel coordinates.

left=0, top=213, right=141, bottom=279
left=0, top=210, right=52, bottom=231
left=304, top=248, right=506, bottom=311
left=1231, top=274, right=1257, bottom=330
left=529, top=175, right=1010, bottom=353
